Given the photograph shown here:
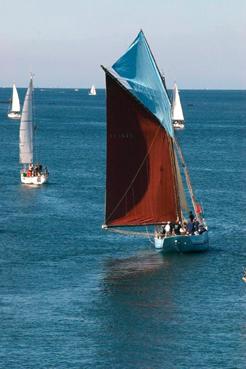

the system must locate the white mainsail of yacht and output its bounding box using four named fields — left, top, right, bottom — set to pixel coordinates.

left=19, top=76, right=49, bottom=185
left=171, top=83, right=185, bottom=129
left=89, top=85, right=96, bottom=95
left=8, top=83, right=21, bottom=119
